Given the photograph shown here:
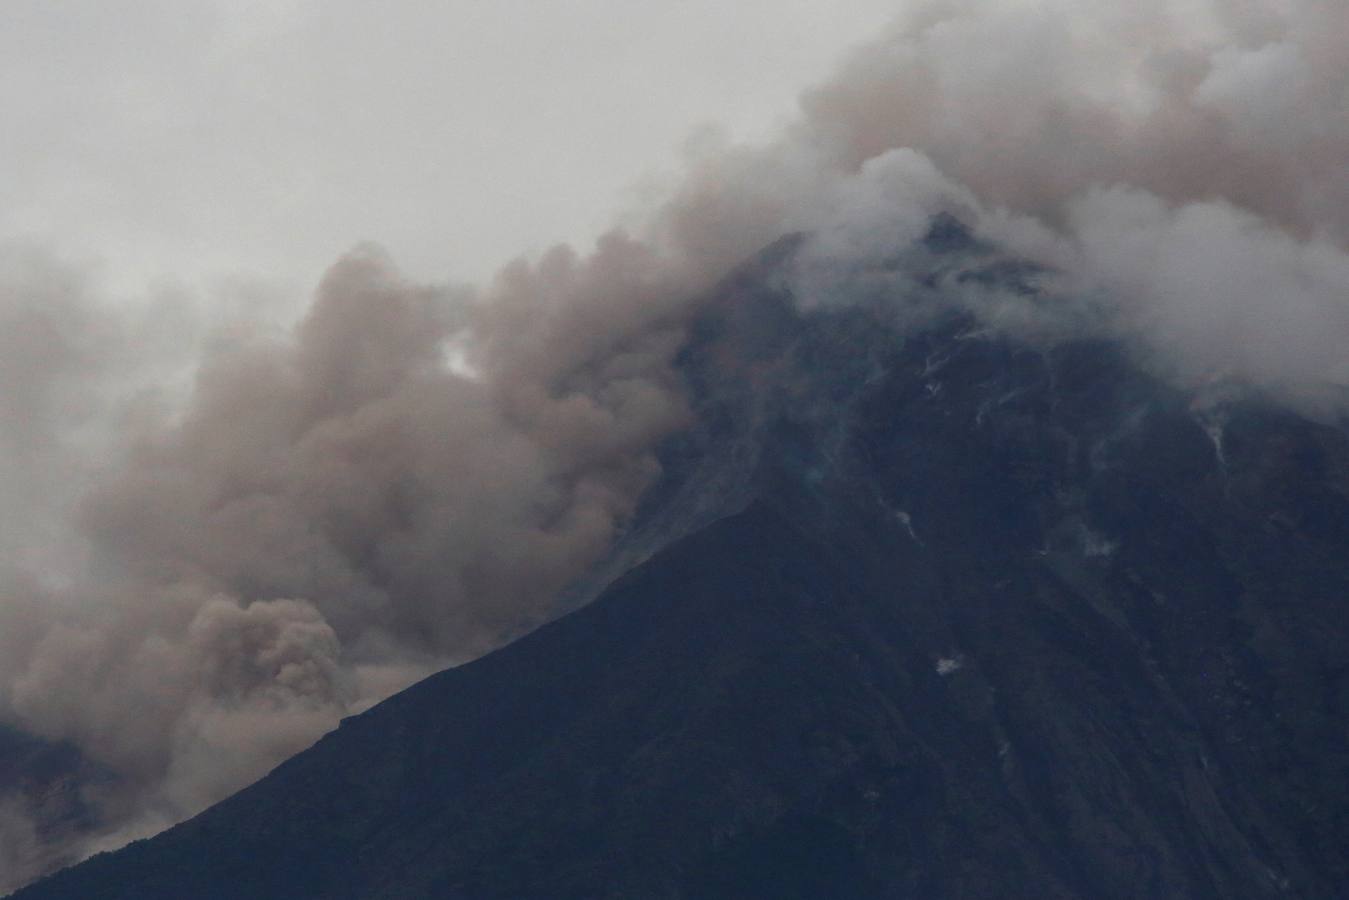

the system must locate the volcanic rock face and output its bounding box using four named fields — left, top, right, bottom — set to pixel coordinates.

left=12, top=222, right=1349, bottom=898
